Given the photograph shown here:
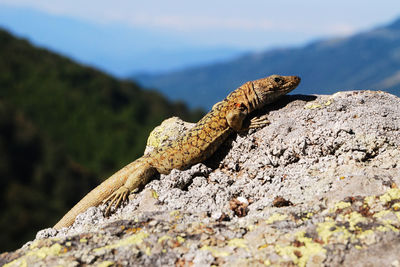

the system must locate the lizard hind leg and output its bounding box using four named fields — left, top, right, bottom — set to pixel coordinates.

left=103, top=186, right=136, bottom=216
left=102, top=160, right=157, bottom=217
